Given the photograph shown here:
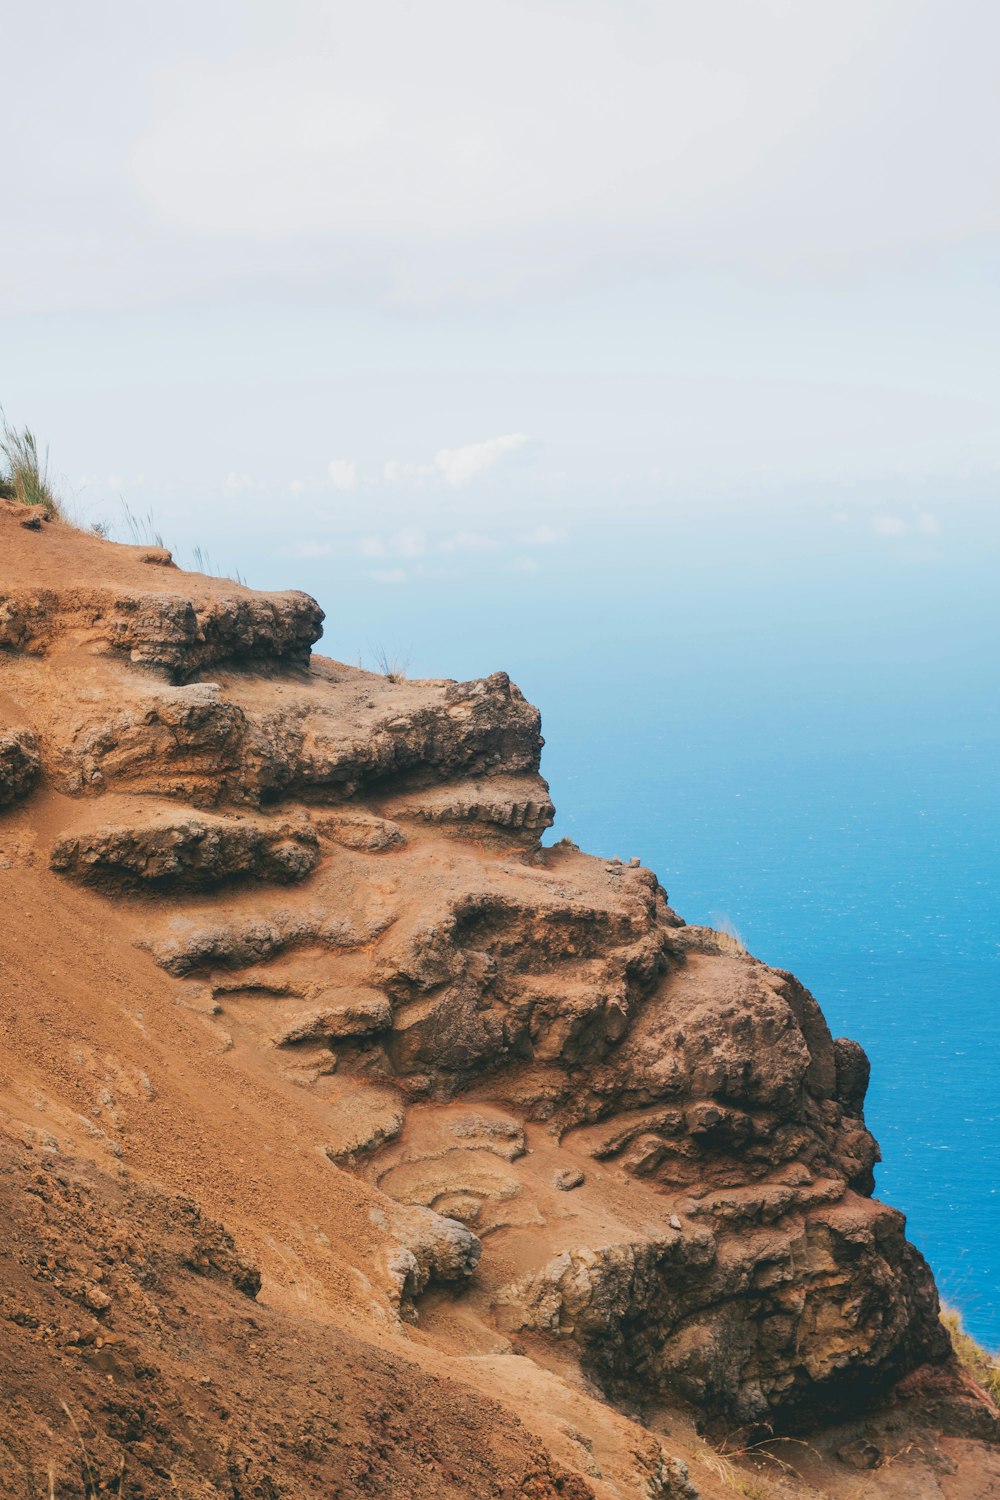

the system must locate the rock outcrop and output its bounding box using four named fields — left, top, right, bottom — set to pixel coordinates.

left=0, top=572, right=323, bottom=679
left=0, top=503, right=995, bottom=1497
left=0, top=727, right=39, bottom=806
left=50, top=805, right=320, bottom=888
